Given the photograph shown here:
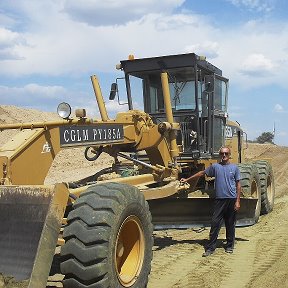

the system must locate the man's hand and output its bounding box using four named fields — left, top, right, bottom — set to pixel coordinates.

left=234, top=199, right=240, bottom=211
left=179, top=171, right=205, bottom=184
